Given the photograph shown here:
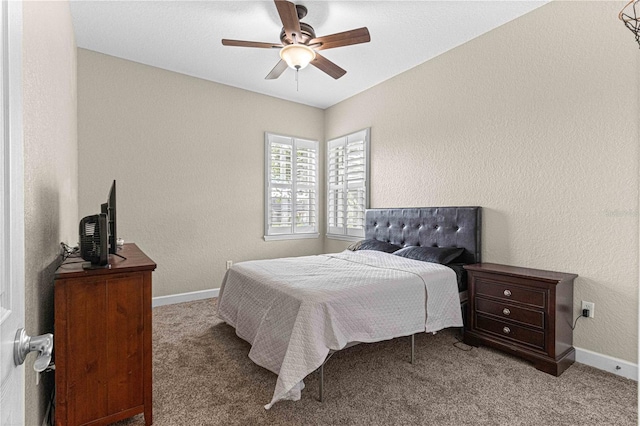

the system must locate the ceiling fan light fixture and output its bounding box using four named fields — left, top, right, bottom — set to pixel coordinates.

left=280, top=44, right=316, bottom=70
